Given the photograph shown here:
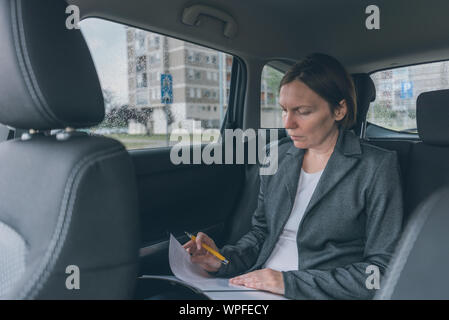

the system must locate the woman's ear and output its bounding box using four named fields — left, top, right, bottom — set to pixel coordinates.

left=334, top=99, right=348, bottom=121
